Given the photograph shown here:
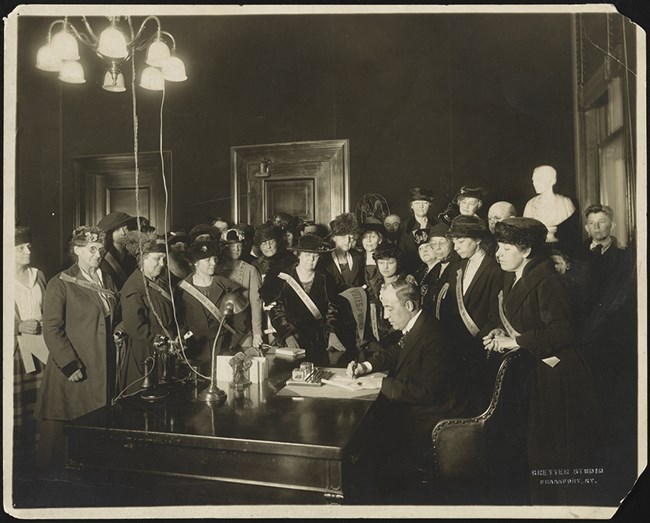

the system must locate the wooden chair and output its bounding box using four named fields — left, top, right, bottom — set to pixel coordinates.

left=431, top=350, right=533, bottom=504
